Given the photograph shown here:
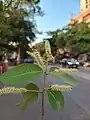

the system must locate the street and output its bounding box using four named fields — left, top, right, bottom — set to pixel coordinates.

left=0, top=67, right=90, bottom=120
